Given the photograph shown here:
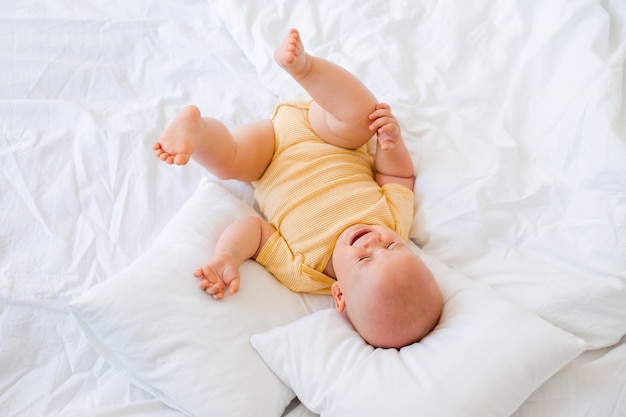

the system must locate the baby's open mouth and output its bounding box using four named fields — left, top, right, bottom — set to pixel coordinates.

left=350, top=229, right=370, bottom=246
